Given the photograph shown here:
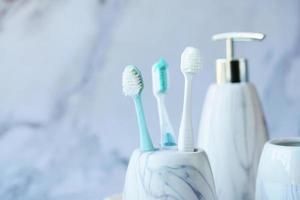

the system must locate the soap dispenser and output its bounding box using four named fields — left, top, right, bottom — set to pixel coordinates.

left=198, top=32, right=269, bottom=200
